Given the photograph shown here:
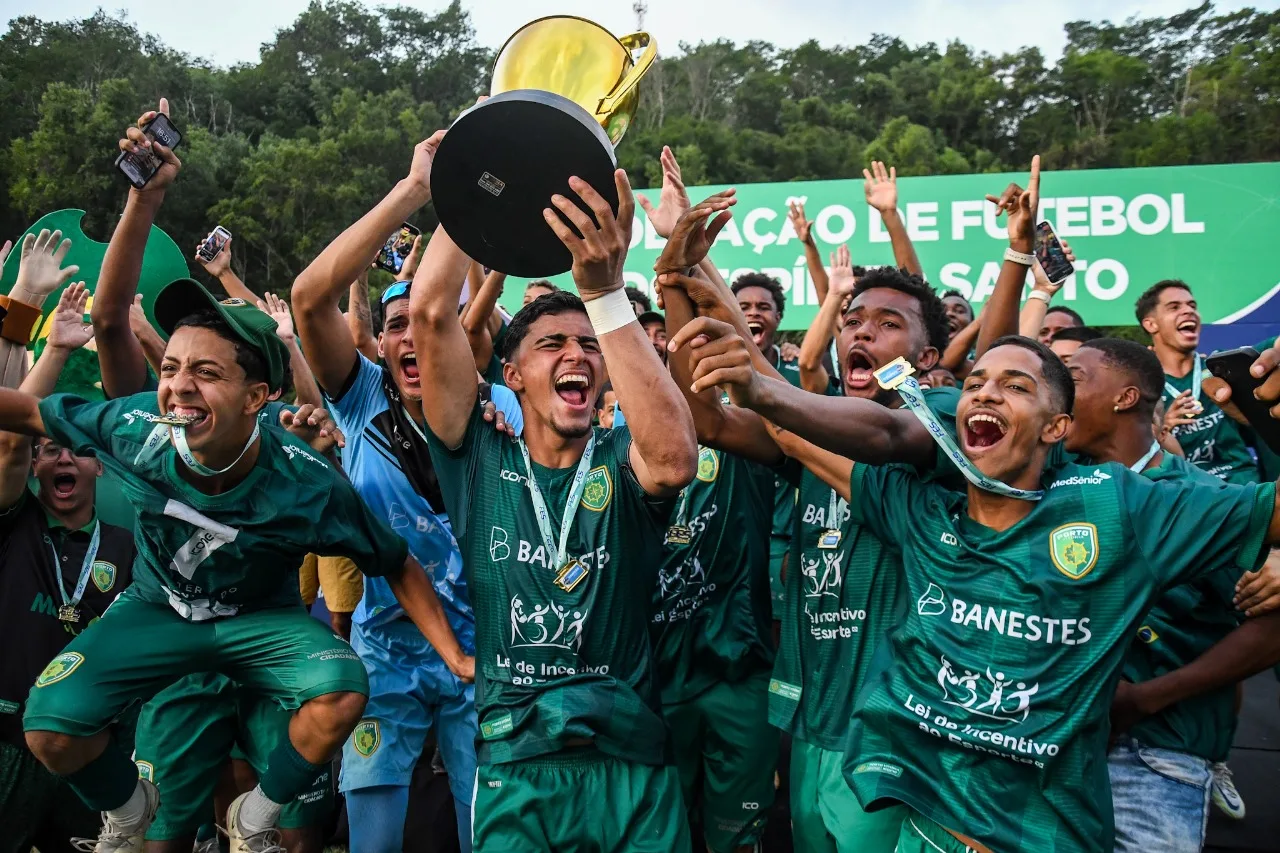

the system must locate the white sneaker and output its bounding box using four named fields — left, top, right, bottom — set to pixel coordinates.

left=70, top=779, right=161, bottom=852
left=1210, top=761, right=1246, bottom=819
left=225, top=793, right=286, bottom=853
left=193, top=836, right=221, bottom=853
